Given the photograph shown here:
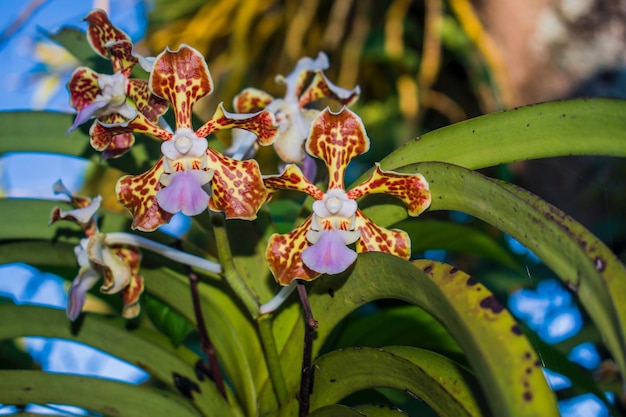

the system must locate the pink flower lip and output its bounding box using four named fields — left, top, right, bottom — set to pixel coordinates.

left=157, top=170, right=214, bottom=216
left=301, top=229, right=358, bottom=275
